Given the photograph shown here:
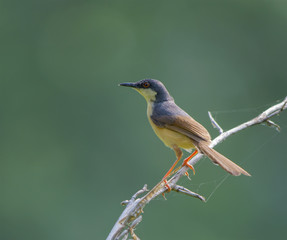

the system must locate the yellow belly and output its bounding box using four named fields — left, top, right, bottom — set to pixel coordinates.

left=148, top=116, right=195, bottom=151
left=146, top=101, right=195, bottom=151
